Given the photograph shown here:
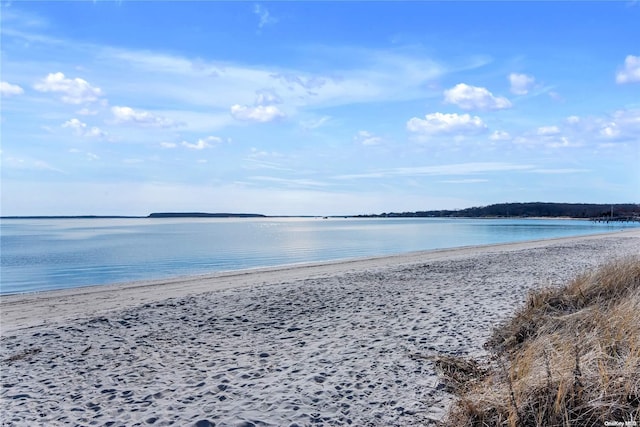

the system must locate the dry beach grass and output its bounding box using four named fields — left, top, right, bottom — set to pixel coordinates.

left=1, top=229, right=639, bottom=426
left=440, top=257, right=640, bottom=426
